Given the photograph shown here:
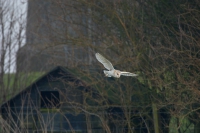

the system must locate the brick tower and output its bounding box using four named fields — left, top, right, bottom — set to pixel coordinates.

left=17, top=0, right=95, bottom=72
